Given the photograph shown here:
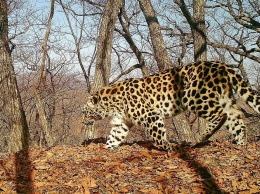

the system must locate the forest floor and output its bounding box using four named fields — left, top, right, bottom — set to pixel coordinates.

left=0, top=140, right=259, bottom=194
